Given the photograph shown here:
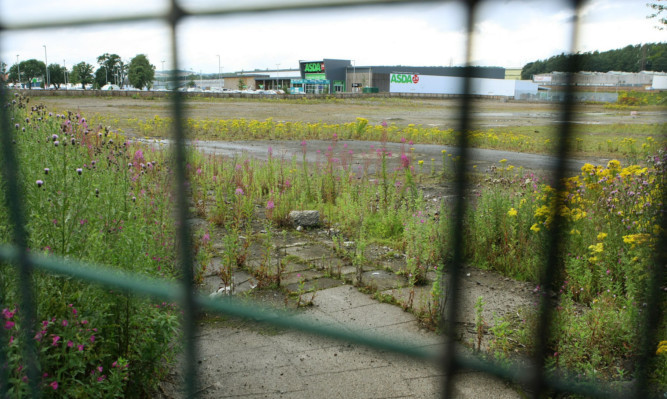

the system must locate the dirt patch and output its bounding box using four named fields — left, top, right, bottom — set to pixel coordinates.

left=30, top=95, right=666, bottom=131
